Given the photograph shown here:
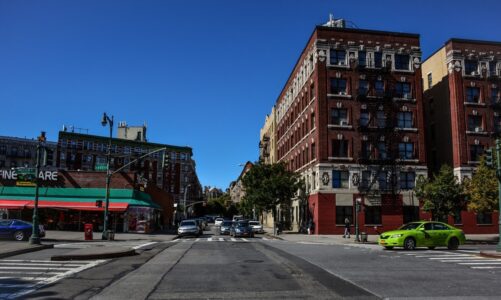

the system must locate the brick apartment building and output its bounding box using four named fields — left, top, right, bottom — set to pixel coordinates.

left=56, top=129, right=202, bottom=206
left=0, top=136, right=57, bottom=169
left=270, top=19, right=428, bottom=234
left=422, top=38, right=501, bottom=233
